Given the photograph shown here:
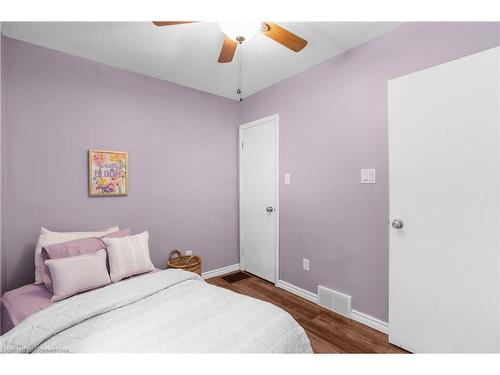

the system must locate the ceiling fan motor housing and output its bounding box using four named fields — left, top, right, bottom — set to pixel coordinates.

left=235, top=23, right=269, bottom=43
